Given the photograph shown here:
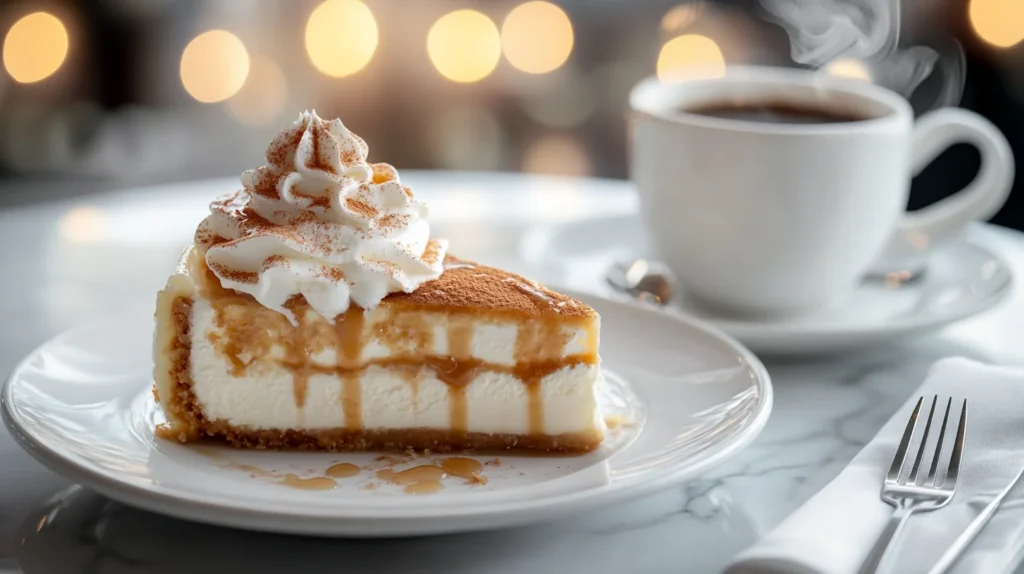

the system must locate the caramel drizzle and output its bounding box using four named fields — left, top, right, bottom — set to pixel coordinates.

left=325, top=462, right=360, bottom=478
left=283, top=299, right=318, bottom=426
left=335, top=308, right=365, bottom=429
left=515, top=321, right=571, bottom=434
left=444, top=319, right=475, bottom=433
left=377, top=465, right=446, bottom=485
left=440, top=457, right=483, bottom=479
left=281, top=474, right=336, bottom=491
